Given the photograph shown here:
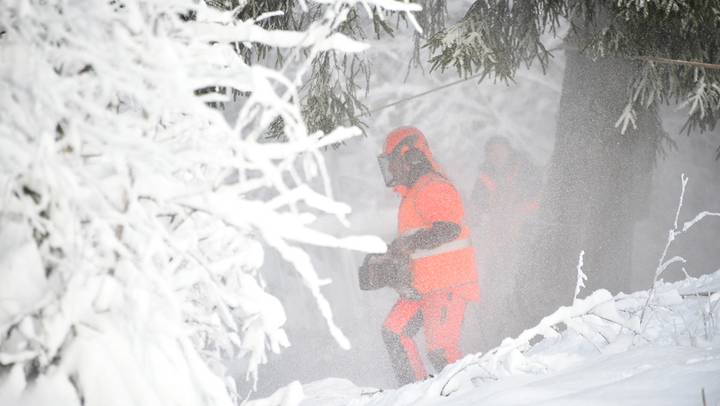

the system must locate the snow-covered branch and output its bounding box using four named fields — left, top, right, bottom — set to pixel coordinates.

left=0, top=0, right=409, bottom=404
